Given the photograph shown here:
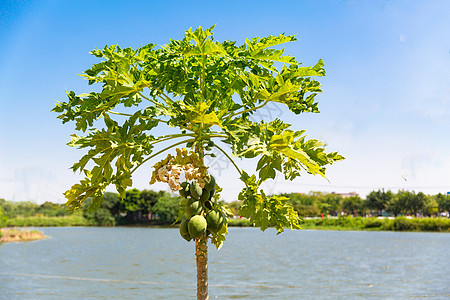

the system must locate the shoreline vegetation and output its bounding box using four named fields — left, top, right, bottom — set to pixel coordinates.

left=3, top=216, right=449, bottom=232
left=2, top=188, right=449, bottom=233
